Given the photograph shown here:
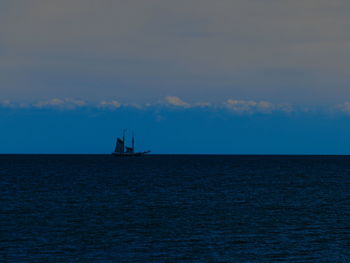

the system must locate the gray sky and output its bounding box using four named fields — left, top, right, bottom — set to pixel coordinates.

left=1, top=0, right=350, bottom=104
